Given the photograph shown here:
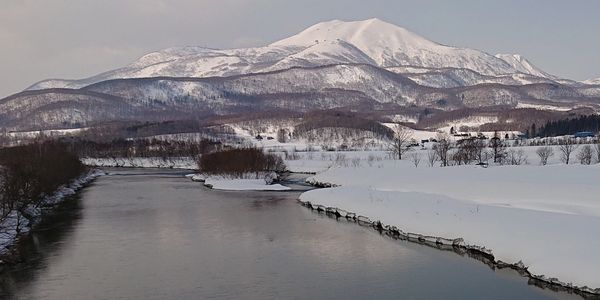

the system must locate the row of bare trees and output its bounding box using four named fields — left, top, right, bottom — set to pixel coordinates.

left=62, top=137, right=222, bottom=160
left=0, top=141, right=86, bottom=235
left=537, top=141, right=600, bottom=165
left=197, top=148, right=286, bottom=177
left=388, top=125, right=600, bottom=167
